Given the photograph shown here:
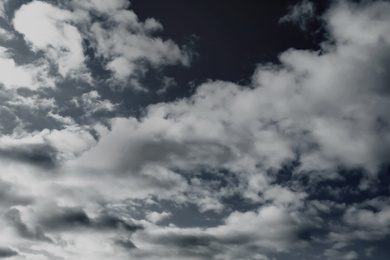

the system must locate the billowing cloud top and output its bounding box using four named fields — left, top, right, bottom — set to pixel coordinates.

left=0, top=0, right=390, bottom=259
